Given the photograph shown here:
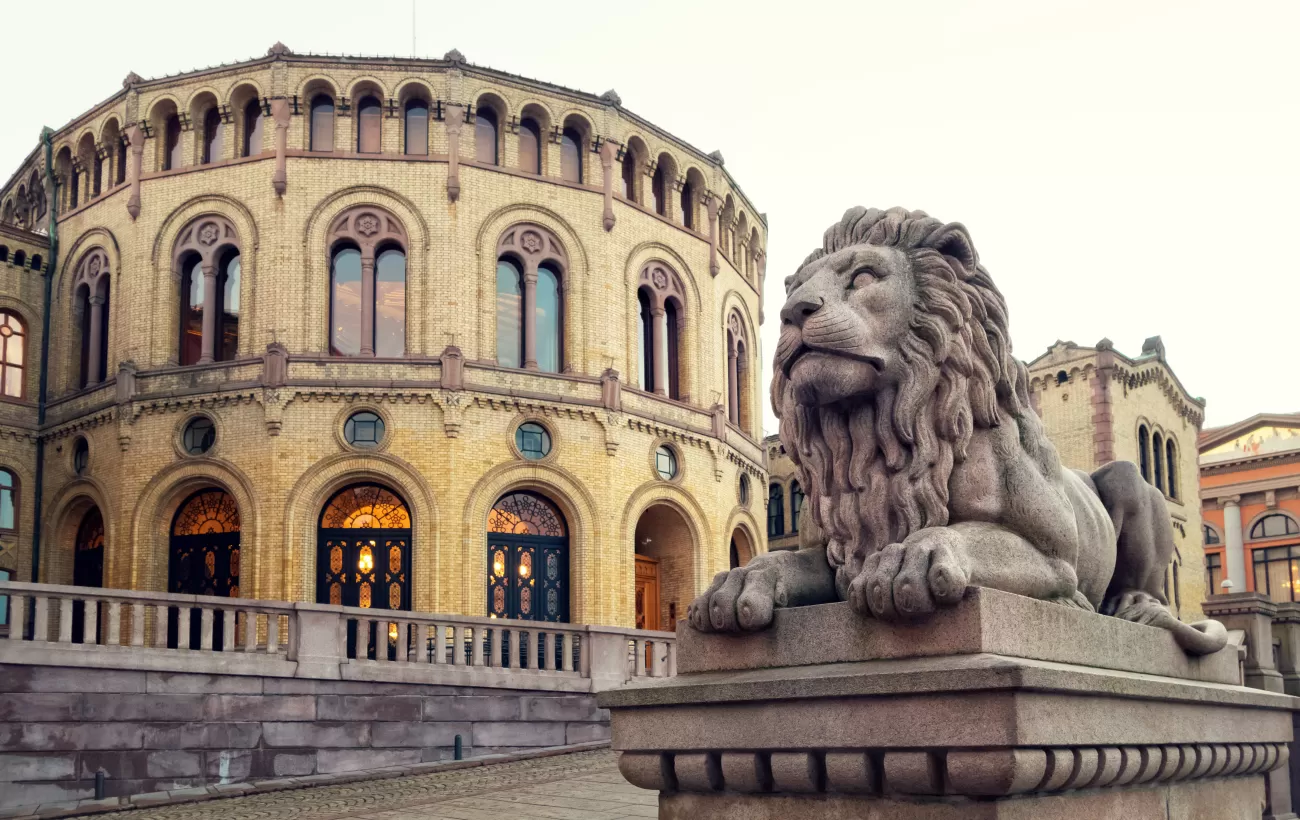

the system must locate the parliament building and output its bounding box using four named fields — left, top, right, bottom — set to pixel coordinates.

left=0, top=44, right=768, bottom=630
